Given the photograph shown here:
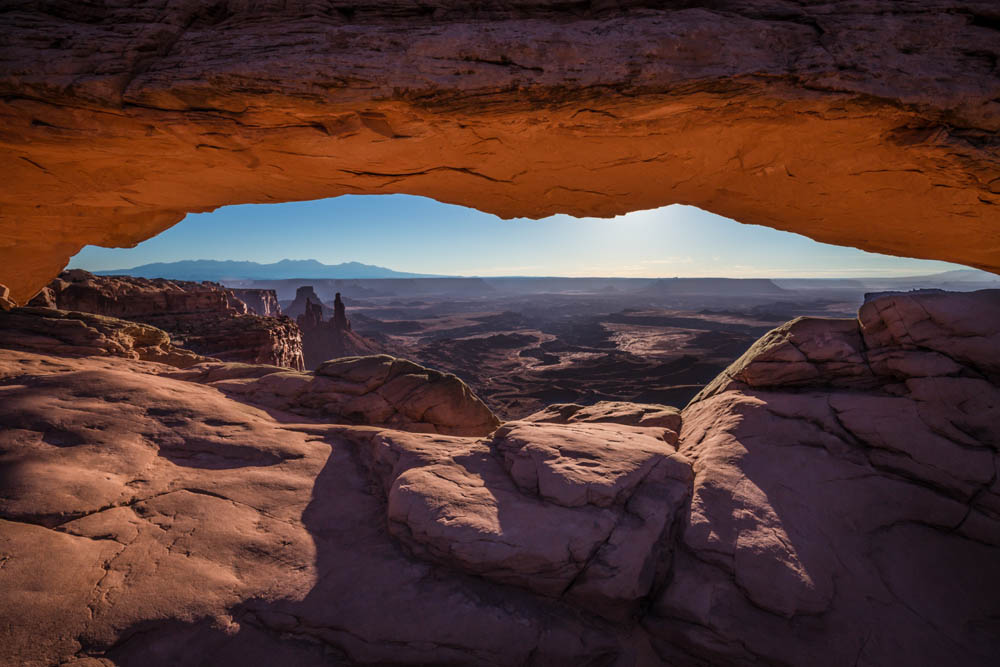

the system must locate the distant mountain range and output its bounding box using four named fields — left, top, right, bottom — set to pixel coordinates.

left=97, top=259, right=439, bottom=281
left=95, top=259, right=1000, bottom=288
